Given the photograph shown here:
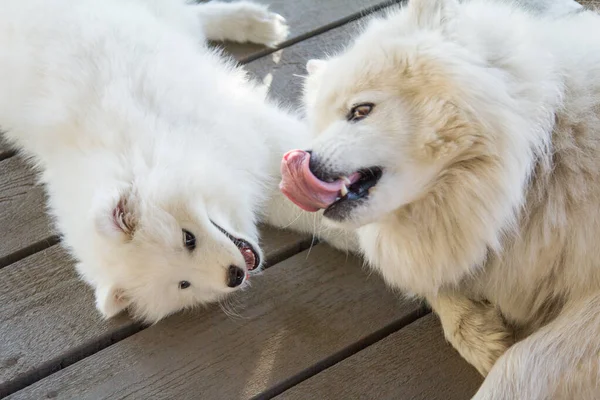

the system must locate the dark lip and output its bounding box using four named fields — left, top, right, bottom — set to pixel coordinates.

left=210, top=221, right=260, bottom=271
left=323, top=167, right=383, bottom=220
